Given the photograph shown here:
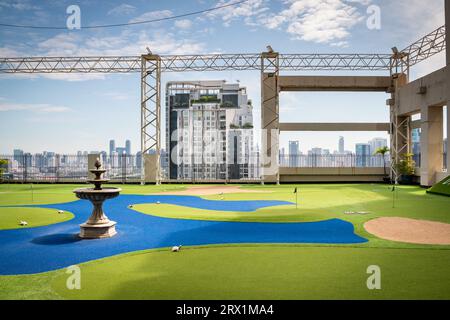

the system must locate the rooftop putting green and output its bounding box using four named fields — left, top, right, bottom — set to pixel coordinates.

left=0, top=183, right=450, bottom=299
